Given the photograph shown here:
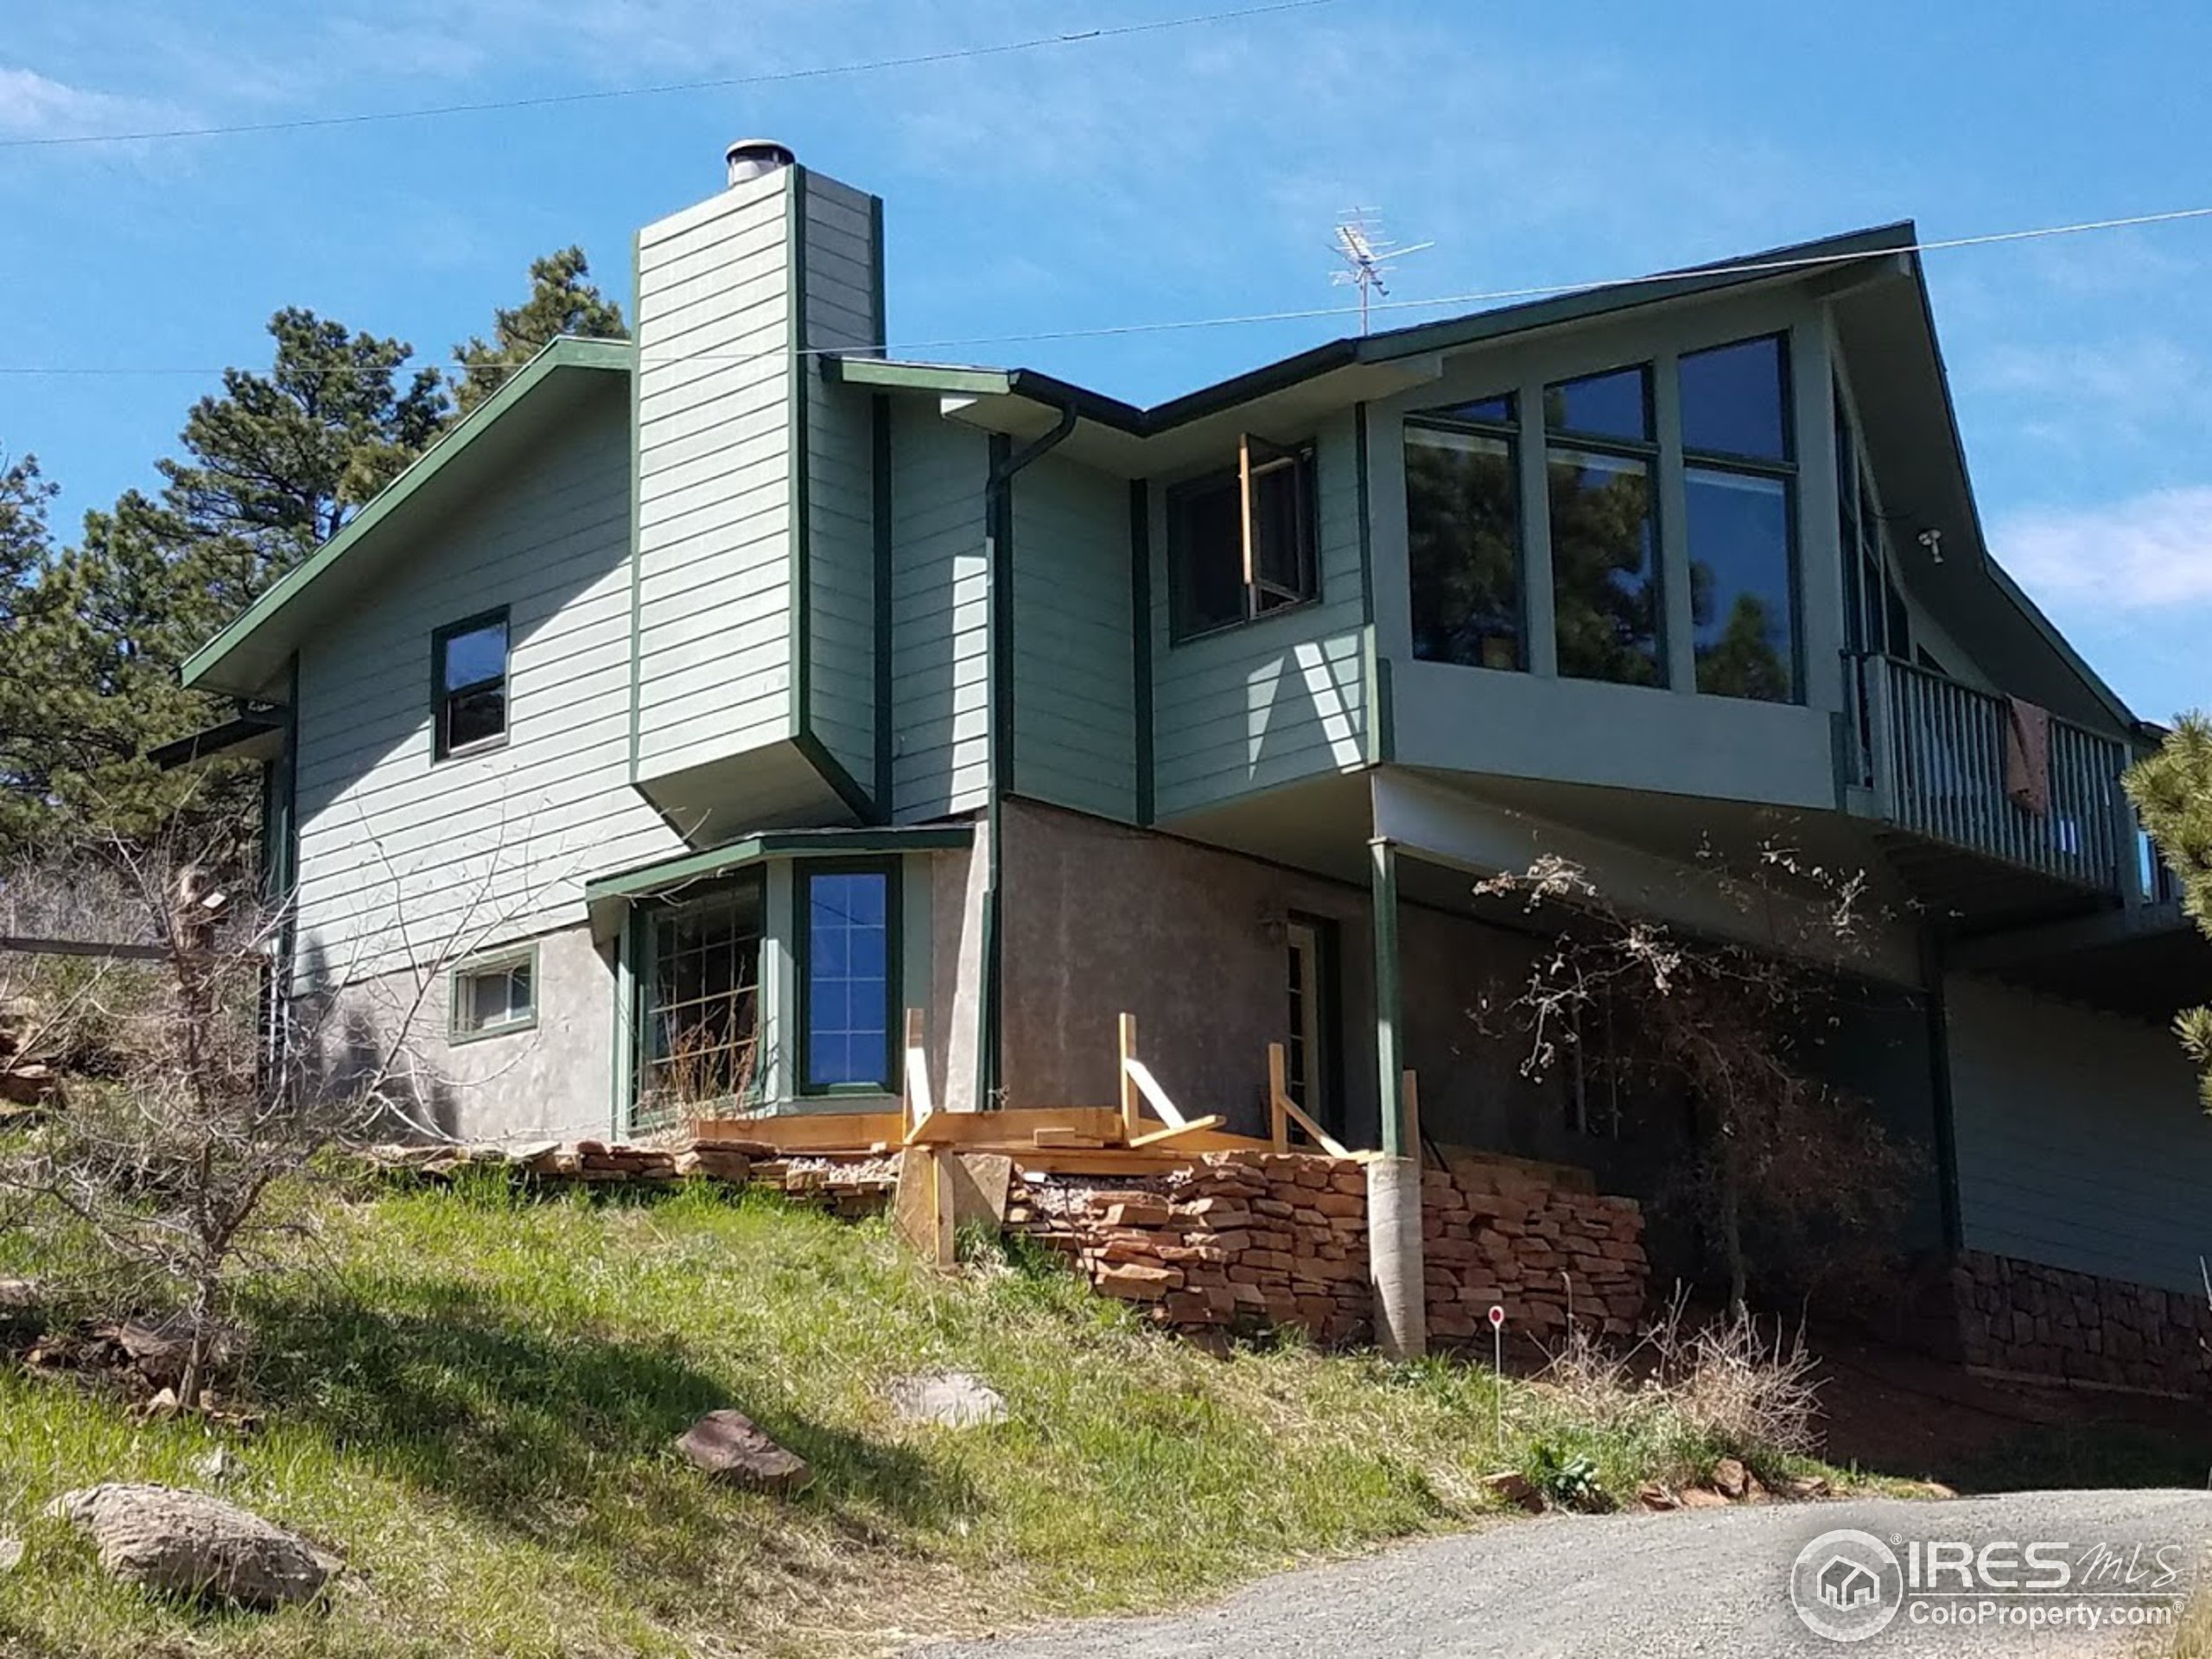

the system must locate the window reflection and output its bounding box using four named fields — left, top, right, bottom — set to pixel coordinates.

left=1550, top=450, right=1661, bottom=686
left=1407, top=423, right=1522, bottom=671
left=1687, top=468, right=1794, bottom=702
